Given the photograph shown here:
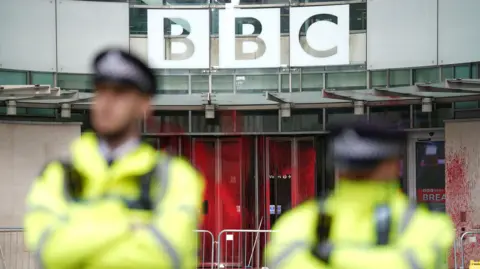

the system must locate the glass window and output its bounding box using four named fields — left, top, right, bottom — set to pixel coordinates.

left=0, top=70, right=27, bottom=85
left=415, top=141, right=446, bottom=212
left=413, top=104, right=429, bottom=128
left=326, top=71, right=366, bottom=90
left=280, top=7, right=289, bottom=34
left=454, top=65, right=471, bottom=79
left=414, top=67, right=440, bottom=84
left=235, top=74, right=278, bottom=93
left=157, top=75, right=189, bottom=94
left=57, top=74, right=93, bottom=91
left=389, top=69, right=410, bottom=86
left=211, top=9, right=219, bottom=35
left=281, top=109, right=323, bottom=132
left=129, top=8, right=147, bottom=35
left=302, top=73, right=323, bottom=92
left=191, top=110, right=279, bottom=133
left=350, top=3, right=367, bottom=31
left=441, top=66, right=454, bottom=80
left=371, top=70, right=387, bottom=87
left=432, top=103, right=452, bottom=127
left=369, top=106, right=410, bottom=128
left=473, top=63, right=479, bottom=79
left=281, top=74, right=300, bottom=93
left=145, top=111, right=189, bottom=134
left=212, top=75, right=233, bottom=93
left=32, top=72, right=54, bottom=86
left=326, top=108, right=364, bottom=125
left=454, top=101, right=478, bottom=109
left=26, top=108, right=56, bottom=117
left=191, top=75, right=208, bottom=93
